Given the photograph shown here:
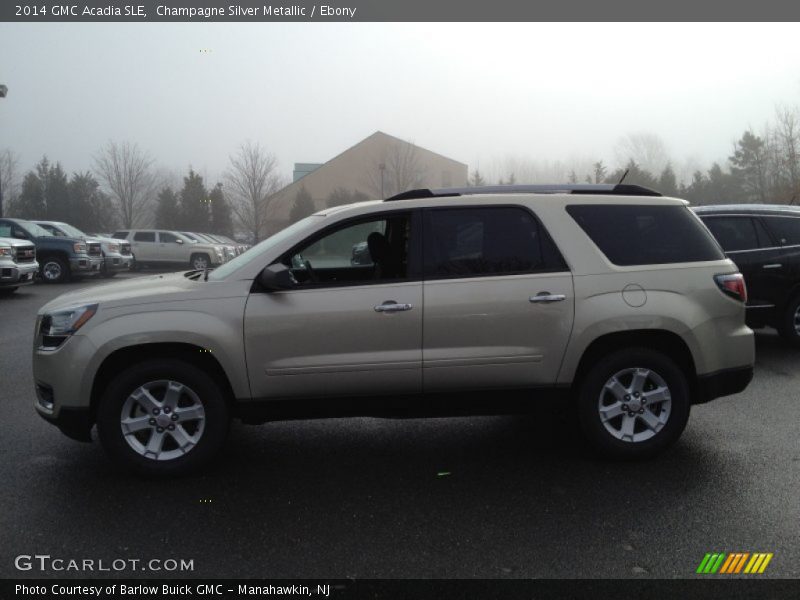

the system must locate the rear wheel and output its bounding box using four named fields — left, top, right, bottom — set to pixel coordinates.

left=576, top=347, right=690, bottom=459
left=40, top=256, right=70, bottom=284
left=97, top=359, right=230, bottom=476
left=777, top=294, right=800, bottom=348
